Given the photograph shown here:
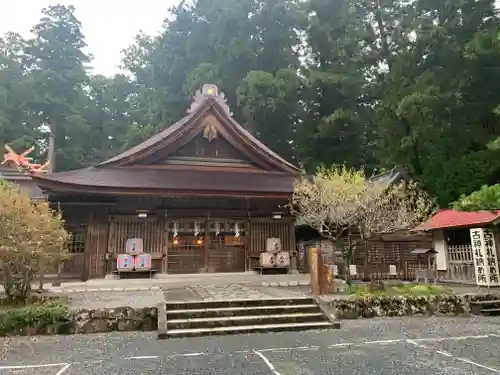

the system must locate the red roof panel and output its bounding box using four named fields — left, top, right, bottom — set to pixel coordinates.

left=415, top=209, right=500, bottom=231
